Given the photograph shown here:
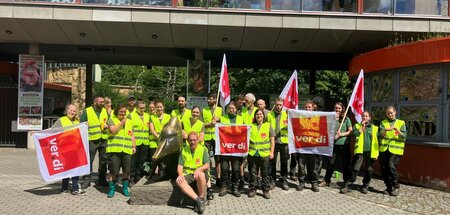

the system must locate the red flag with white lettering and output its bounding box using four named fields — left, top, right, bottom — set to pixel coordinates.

left=279, top=70, right=298, bottom=109
left=218, top=54, right=231, bottom=108
left=215, top=124, right=250, bottom=157
left=32, top=123, right=90, bottom=182
left=349, top=70, right=364, bottom=123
